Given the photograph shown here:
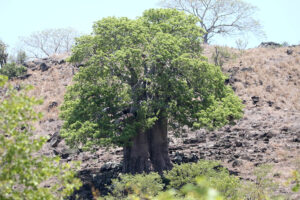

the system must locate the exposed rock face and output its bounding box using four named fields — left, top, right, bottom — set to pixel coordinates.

left=259, top=42, right=281, bottom=48
left=8, top=46, right=300, bottom=199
